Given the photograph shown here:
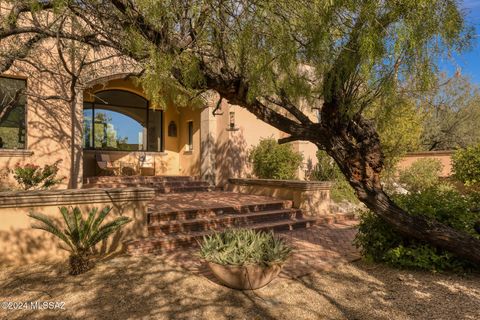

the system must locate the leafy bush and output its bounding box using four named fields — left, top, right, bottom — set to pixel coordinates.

left=309, top=150, right=358, bottom=203
left=355, top=187, right=480, bottom=272
left=12, top=160, right=64, bottom=190
left=199, top=229, right=291, bottom=266
left=29, top=207, right=131, bottom=275
left=397, top=158, right=443, bottom=193
left=453, top=145, right=480, bottom=186
left=249, top=138, right=303, bottom=179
